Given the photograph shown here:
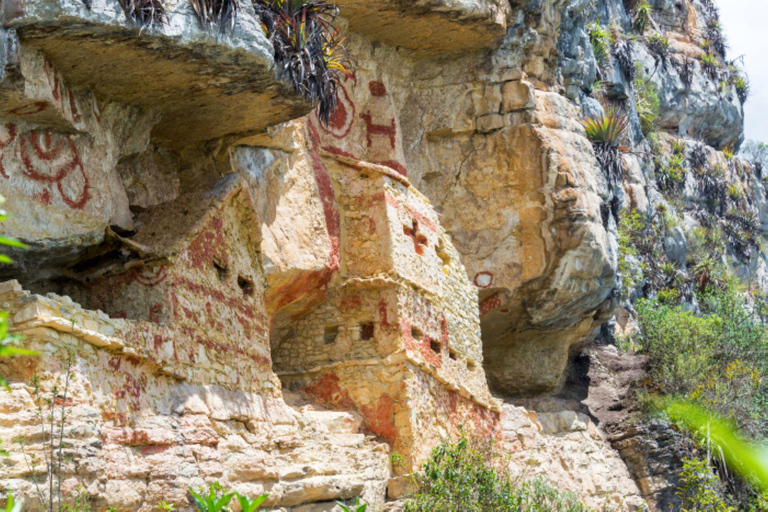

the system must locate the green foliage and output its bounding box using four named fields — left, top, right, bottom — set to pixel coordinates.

left=637, top=298, right=721, bottom=395
left=336, top=498, right=367, bottom=512
left=588, top=21, right=612, bottom=72
left=677, top=458, right=736, bottom=512
left=189, top=483, right=235, bottom=512
left=647, top=33, right=670, bottom=67
left=236, top=494, right=269, bottom=512
left=581, top=105, right=629, bottom=178
left=188, top=484, right=268, bottom=512
left=657, top=153, right=687, bottom=192
left=671, top=138, right=687, bottom=157
left=727, top=183, right=741, bottom=200
left=581, top=106, right=628, bottom=146
left=731, top=71, right=750, bottom=105
left=62, top=484, right=92, bottom=512
left=637, top=281, right=768, bottom=436
left=14, top=350, right=76, bottom=512
left=0, top=312, right=35, bottom=389
left=514, top=479, right=593, bottom=512
left=404, top=436, right=593, bottom=512
left=0, top=197, right=33, bottom=389
left=2, top=494, right=21, bottom=512
left=664, top=400, right=768, bottom=496
left=156, top=502, right=176, bottom=512
left=633, top=63, right=660, bottom=135
left=701, top=51, right=720, bottom=80
left=633, top=0, right=652, bottom=33
left=618, top=208, right=645, bottom=298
